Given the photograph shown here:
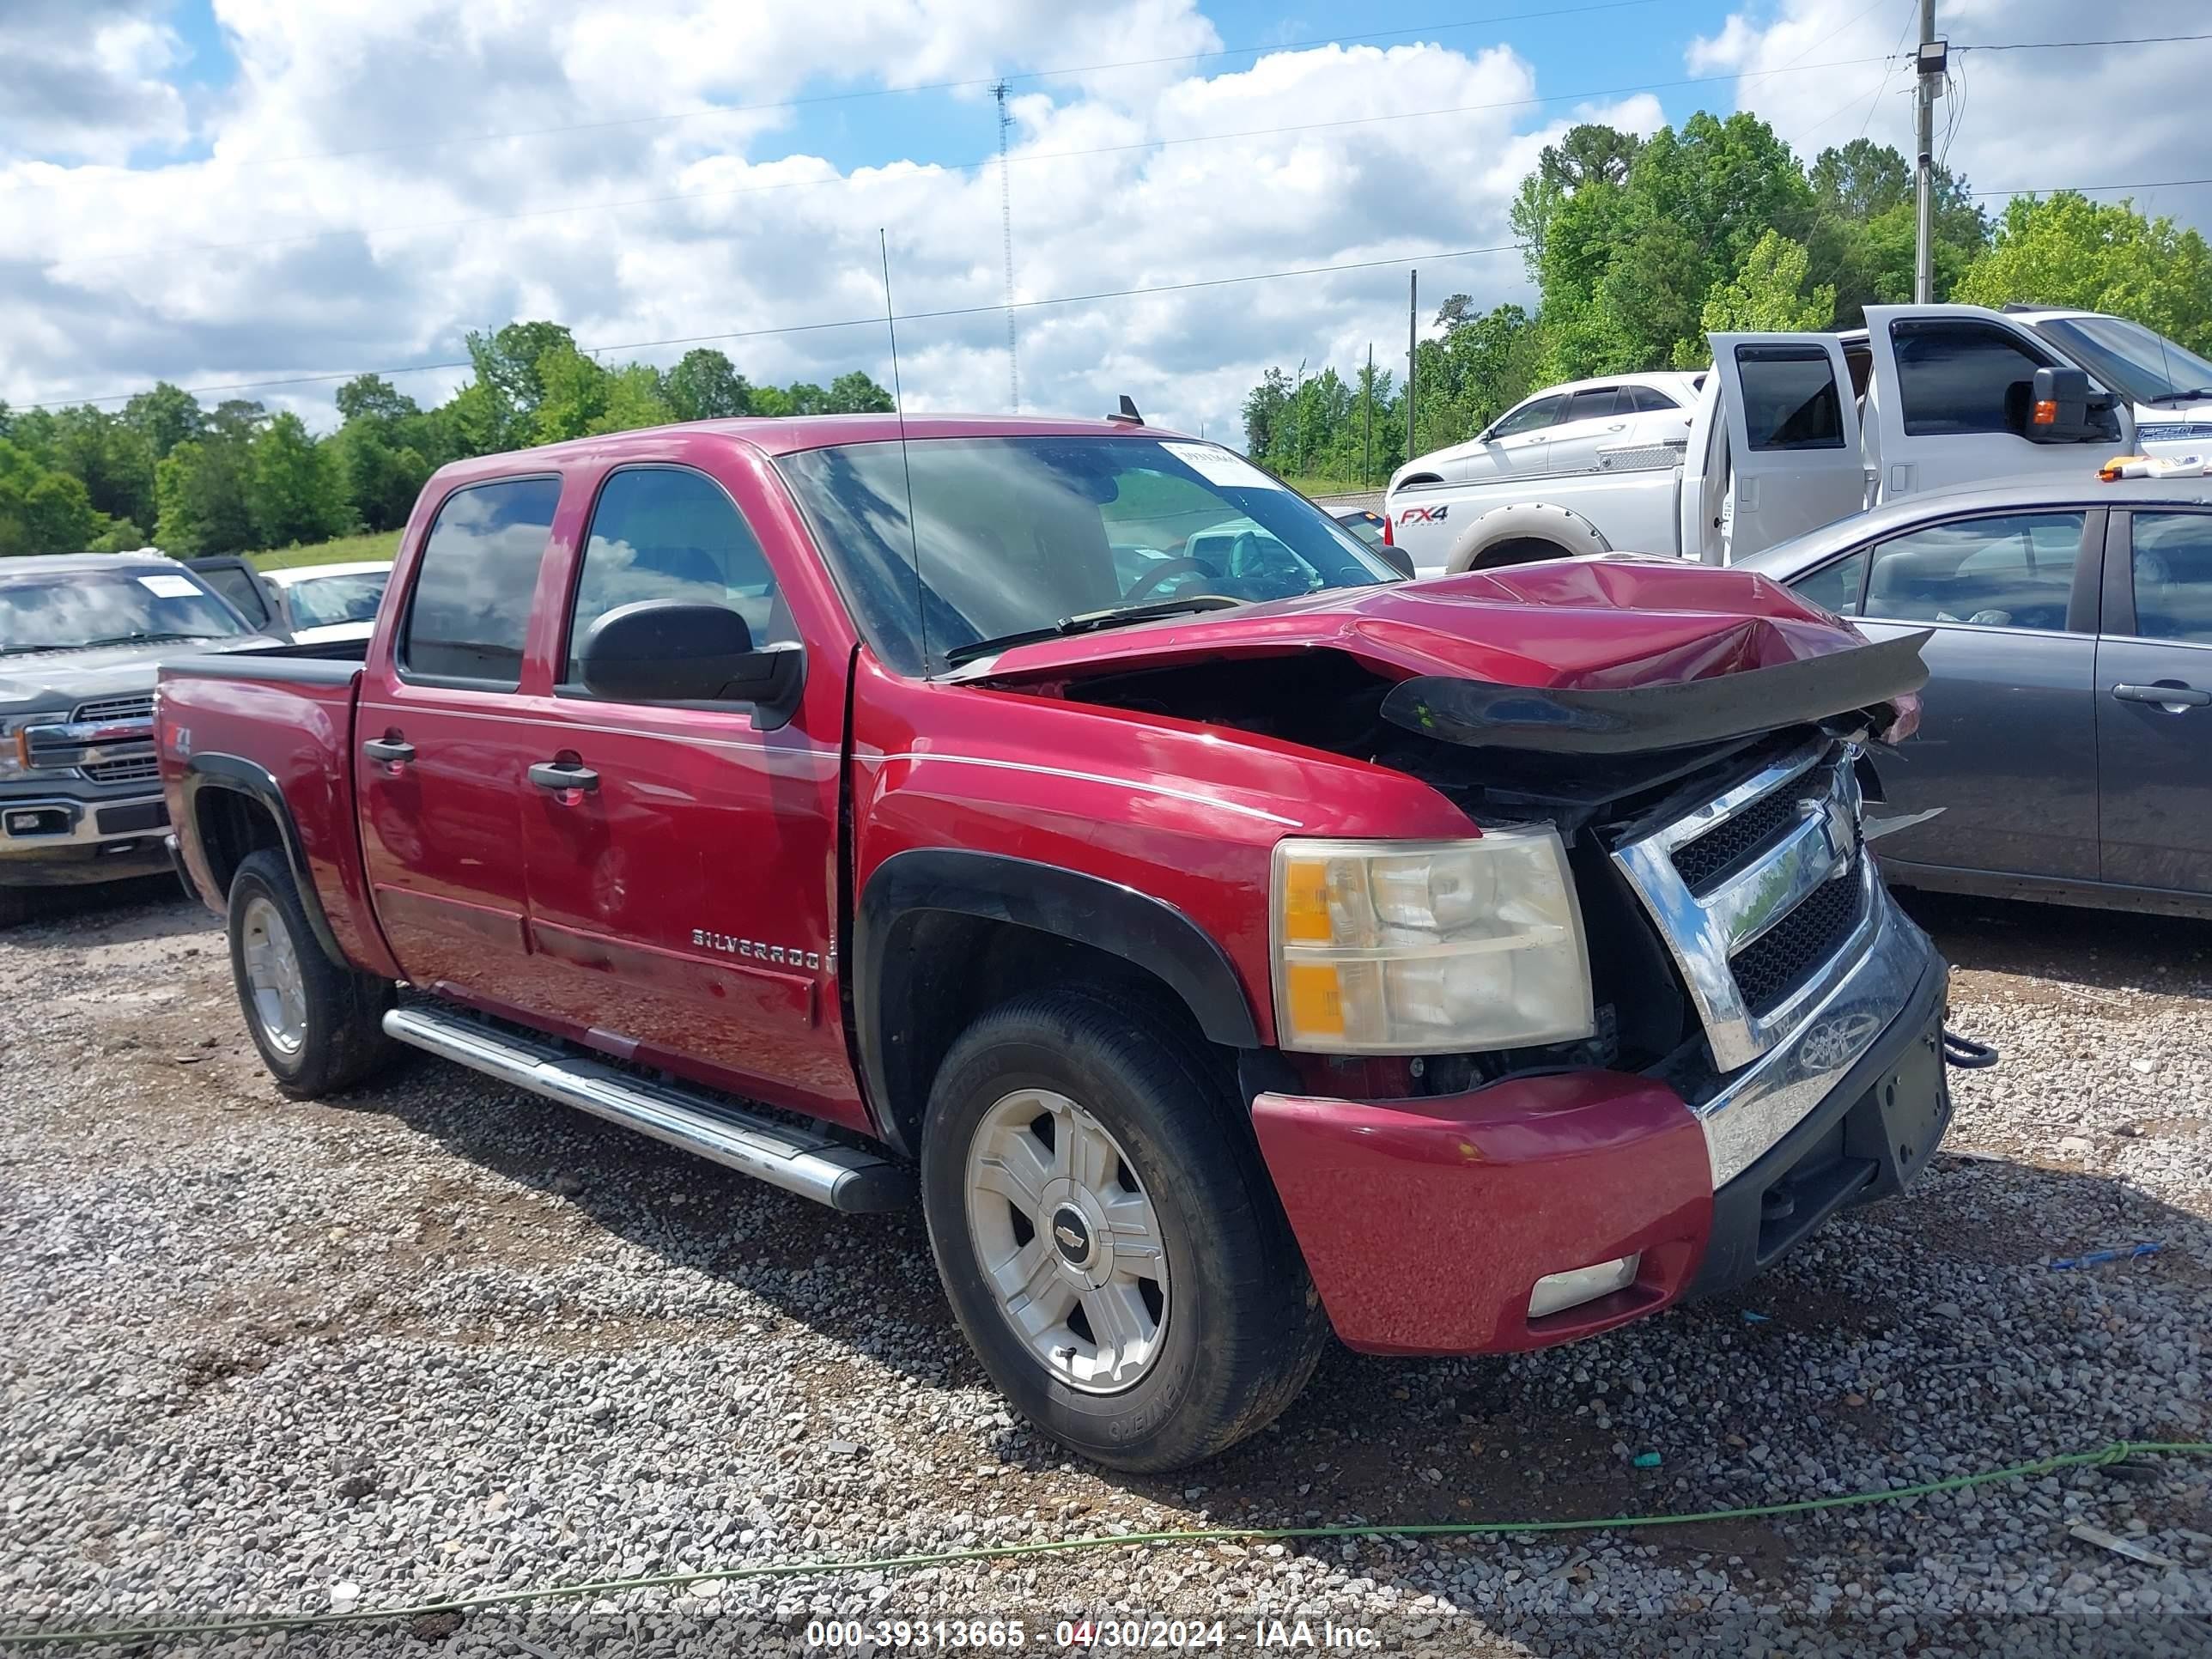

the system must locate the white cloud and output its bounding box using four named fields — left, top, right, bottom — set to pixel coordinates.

left=1689, top=0, right=2212, bottom=235
left=0, top=0, right=189, bottom=166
